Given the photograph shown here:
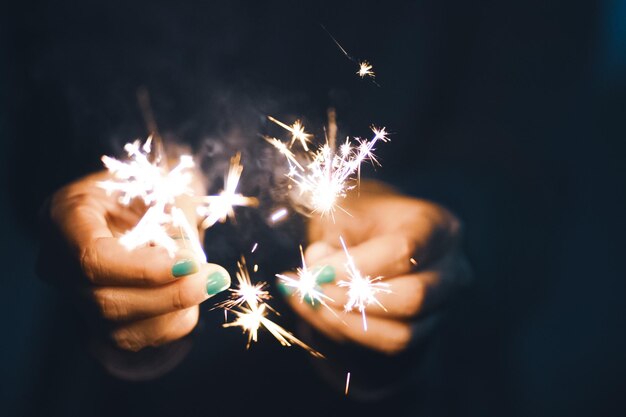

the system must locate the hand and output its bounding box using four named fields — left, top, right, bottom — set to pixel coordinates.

left=278, top=181, right=471, bottom=355
left=37, top=171, right=231, bottom=352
